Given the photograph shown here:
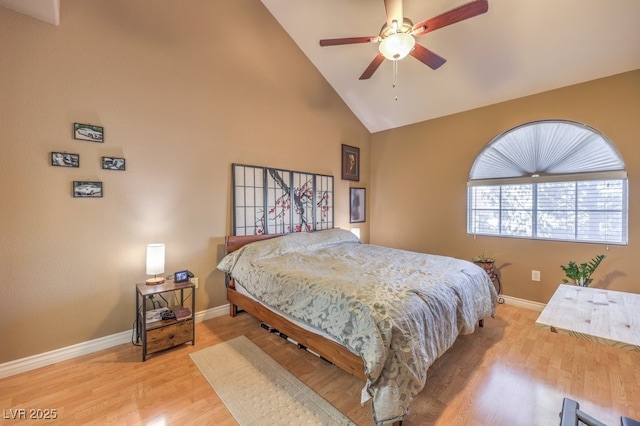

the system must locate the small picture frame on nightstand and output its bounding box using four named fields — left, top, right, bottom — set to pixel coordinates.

left=174, top=270, right=189, bottom=283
